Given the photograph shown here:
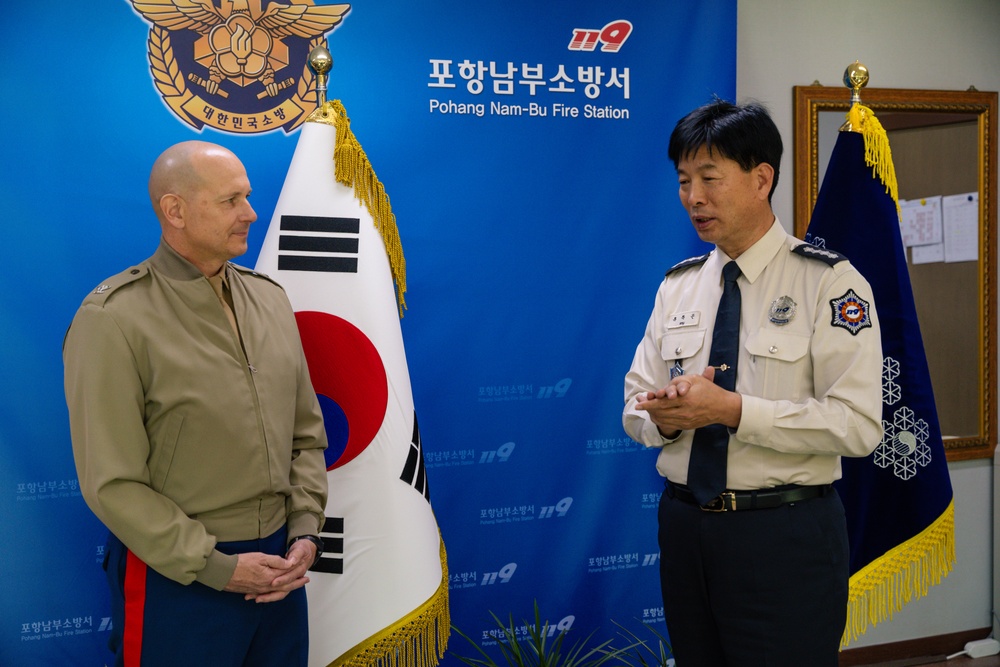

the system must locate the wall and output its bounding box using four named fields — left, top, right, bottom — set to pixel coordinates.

left=736, top=0, right=1000, bottom=649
